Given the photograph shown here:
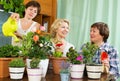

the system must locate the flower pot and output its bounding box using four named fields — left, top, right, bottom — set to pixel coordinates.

left=9, top=67, right=25, bottom=79
left=60, top=73, right=70, bottom=81
left=26, top=58, right=49, bottom=77
left=70, top=64, right=85, bottom=78
left=0, top=58, right=13, bottom=78
left=27, top=68, right=42, bottom=81
left=86, top=64, right=102, bottom=79
left=50, top=57, right=67, bottom=74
